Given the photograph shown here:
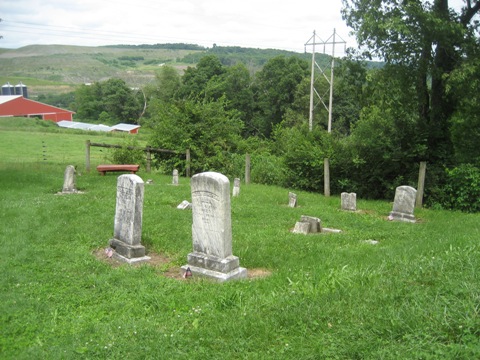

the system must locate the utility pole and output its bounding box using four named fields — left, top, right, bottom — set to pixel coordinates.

left=305, top=30, right=322, bottom=132
left=304, top=29, right=346, bottom=132
left=305, top=29, right=346, bottom=198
